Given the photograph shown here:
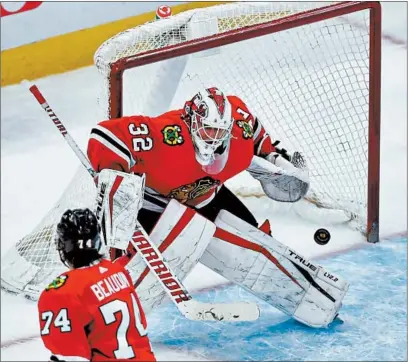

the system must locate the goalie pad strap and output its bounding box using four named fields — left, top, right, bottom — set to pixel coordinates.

left=290, top=261, right=335, bottom=302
